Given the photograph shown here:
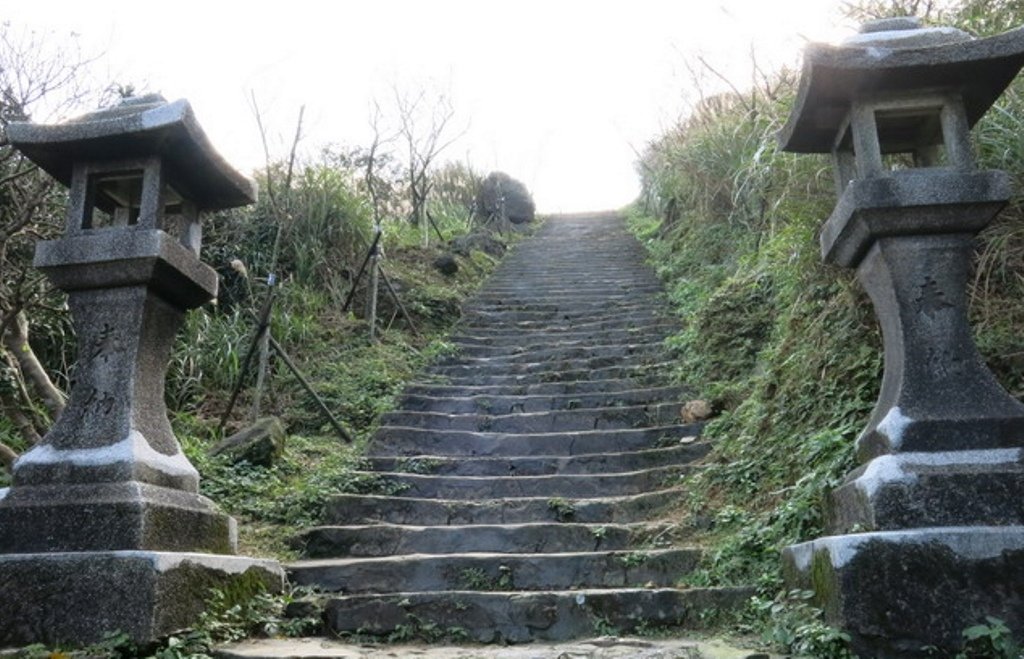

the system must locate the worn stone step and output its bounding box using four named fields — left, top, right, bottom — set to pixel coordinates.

left=396, top=387, right=687, bottom=414
left=468, top=296, right=667, bottom=311
left=322, top=587, right=756, bottom=643
left=452, top=338, right=669, bottom=360
left=378, top=403, right=684, bottom=434
left=368, top=443, right=709, bottom=477
left=355, top=465, right=688, bottom=499
left=428, top=353, right=669, bottom=380
left=433, top=362, right=675, bottom=387
left=323, top=488, right=685, bottom=526
left=402, top=377, right=676, bottom=399
left=288, top=548, right=700, bottom=593
left=369, top=424, right=698, bottom=457
left=465, top=295, right=664, bottom=309
left=480, top=271, right=659, bottom=283
left=215, top=636, right=765, bottom=658
left=294, top=522, right=678, bottom=558
left=459, top=305, right=665, bottom=324
left=456, top=313, right=673, bottom=334
left=450, top=323, right=676, bottom=347
left=441, top=342, right=666, bottom=366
